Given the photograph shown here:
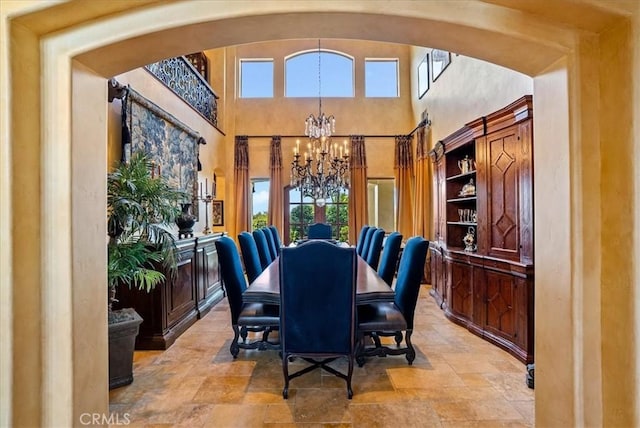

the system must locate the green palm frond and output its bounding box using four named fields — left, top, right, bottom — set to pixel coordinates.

left=107, top=152, right=189, bottom=295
